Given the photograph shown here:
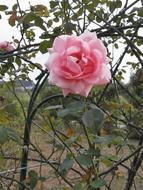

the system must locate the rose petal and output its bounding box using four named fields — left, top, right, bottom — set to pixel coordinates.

left=66, top=56, right=82, bottom=74
left=62, top=82, right=93, bottom=97
left=0, top=41, right=14, bottom=52
left=66, top=46, right=80, bottom=56
left=45, top=31, right=111, bottom=97
left=45, top=52, right=61, bottom=70
left=48, top=71, right=92, bottom=96
left=80, top=31, right=97, bottom=42
left=86, top=64, right=111, bottom=85
left=89, top=39, right=108, bottom=63
left=62, top=88, right=70, bottom=97
left=53, top=35, right=69, bottom=53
